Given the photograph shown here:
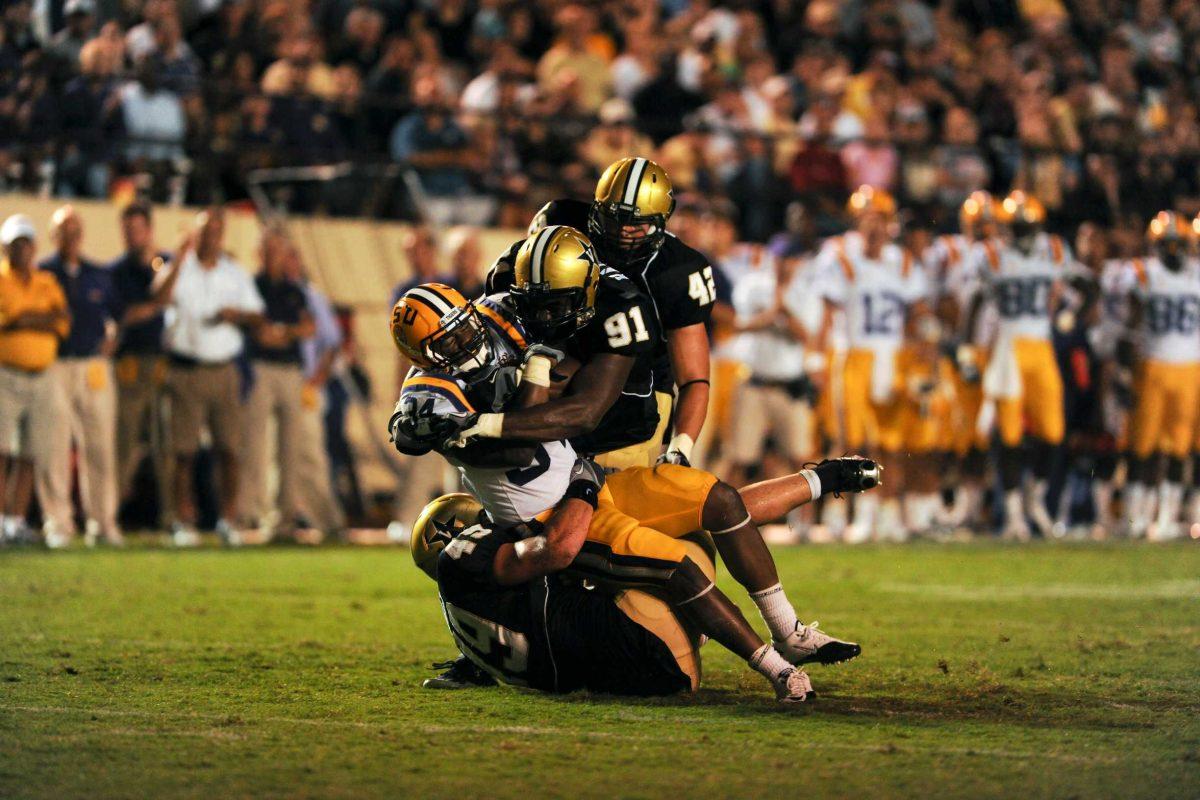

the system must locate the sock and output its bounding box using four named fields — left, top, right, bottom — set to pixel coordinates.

left=749, top=583, right=799, bottom=641
left=750, top=643, right=793, bottom=682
